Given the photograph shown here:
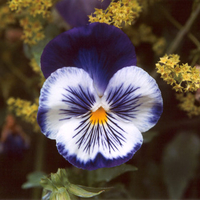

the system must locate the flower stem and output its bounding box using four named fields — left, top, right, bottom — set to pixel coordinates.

left=31, top=133, right=46, bottom=199
left=166, top=2, right=200, bottom=54
left=161, top=6, right=200, bottom=49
